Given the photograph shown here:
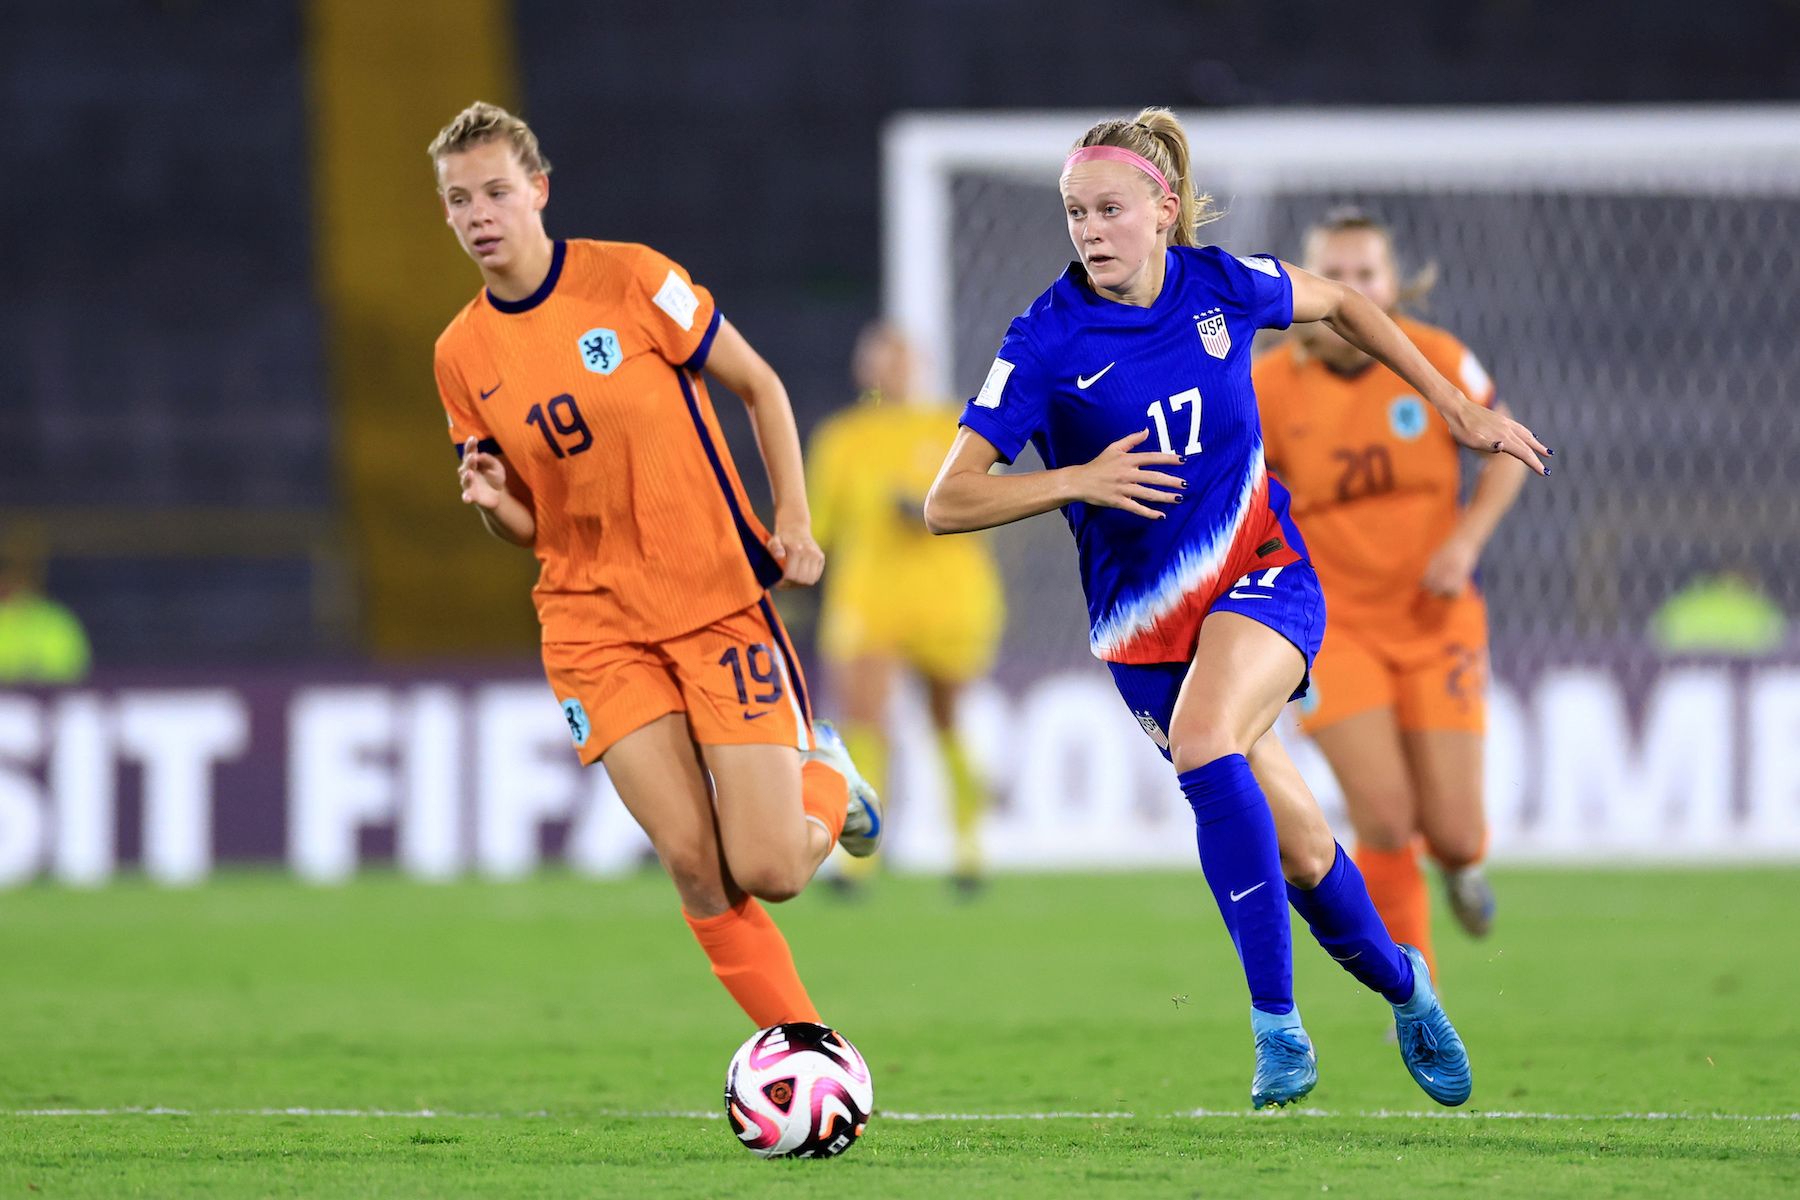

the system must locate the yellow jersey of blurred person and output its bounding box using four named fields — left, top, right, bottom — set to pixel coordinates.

left=808, top=327, right=1004, bottom=683
left=806, top=323, right=1004, bottom=890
